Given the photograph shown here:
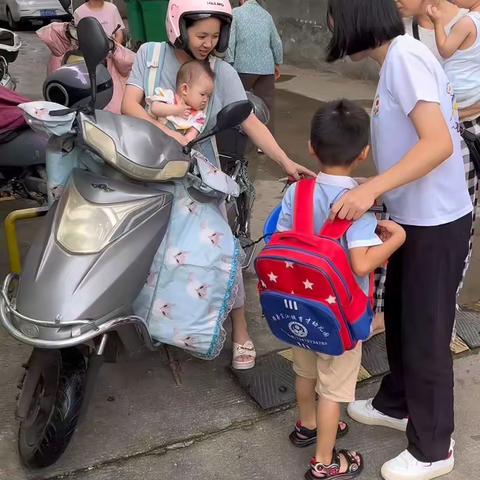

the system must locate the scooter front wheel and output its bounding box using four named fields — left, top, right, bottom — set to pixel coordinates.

left=17, top=347, right=86, bottom=468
